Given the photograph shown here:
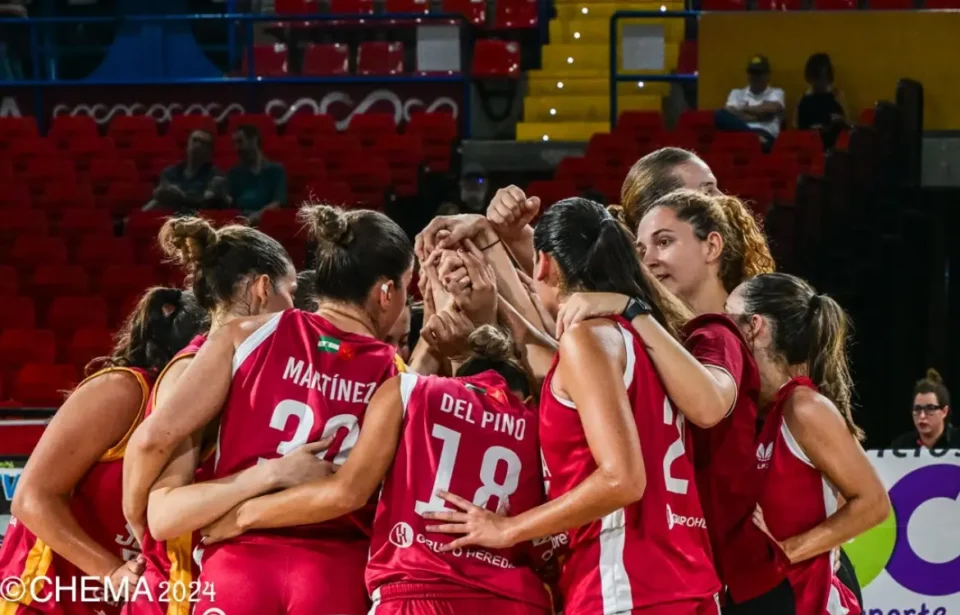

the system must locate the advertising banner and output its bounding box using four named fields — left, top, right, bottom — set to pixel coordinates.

left=846, top=449, right=960, bottom=614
